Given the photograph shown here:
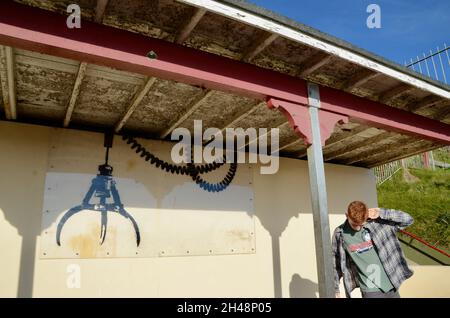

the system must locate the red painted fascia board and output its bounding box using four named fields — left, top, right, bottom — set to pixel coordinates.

left=0, top=1, right=448, bottom=144
left=319, top=87, right=450, bottom=144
